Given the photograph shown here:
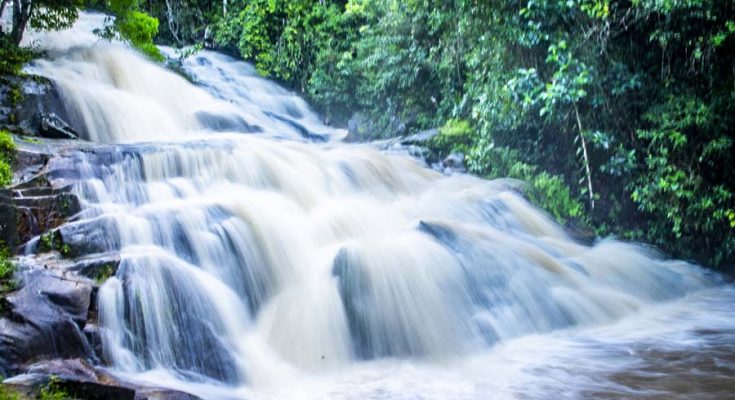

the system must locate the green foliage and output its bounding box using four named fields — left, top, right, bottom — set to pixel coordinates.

left=214, top=0, right=347, bottom=92
left=93, top=263, right=117, bottom=285
left=21, top=137, right=41, bottom=144
left=428, top=119, right=473, bottom=158
left=6, top=84, right=23, bottom=107
left=628, top=94, right=735, bottom=265
left=40, top=377, right=77, bottom=400
left=100, top=0, right=164, bottom=61
left=117, top=11, right=163, bottom=61
left=0, top=36, right=34, bottom=76
left=0, top=131, right=16, bottom=187
left=29, top=4, right=79, bottom=32
left=0, top=251, right=17, bottom=293
left=136, top=0, right=735, bottom=268
left=0, top=384, right=21, bottom=400
left=468, top=142, right=586, bottom=225
left=39, top=231, right=71, bottom=257
left=0, top=0, right=84, bottom=45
